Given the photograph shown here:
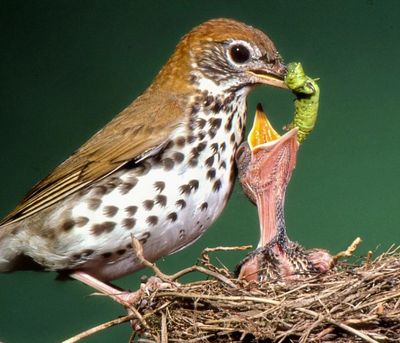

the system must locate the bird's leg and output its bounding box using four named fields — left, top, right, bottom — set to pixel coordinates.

left=71, top=271, right=175, bottom=332
left=71, top=271, right=175, bottom=308
left=71, top=271, right=141, bottom=306
left=71, top=238, right=177, bottom=307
